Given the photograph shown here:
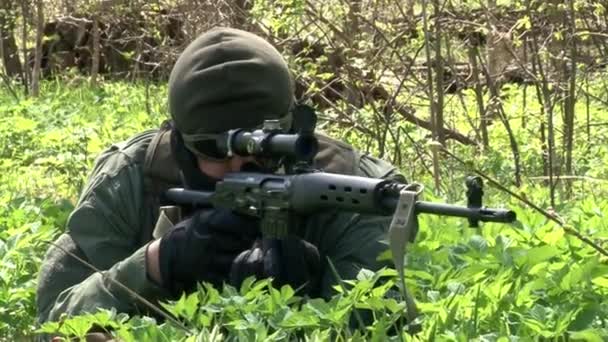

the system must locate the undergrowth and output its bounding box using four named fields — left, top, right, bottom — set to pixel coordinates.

left=0, top=81, right=607, bottom=341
